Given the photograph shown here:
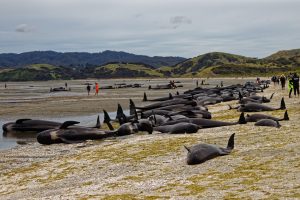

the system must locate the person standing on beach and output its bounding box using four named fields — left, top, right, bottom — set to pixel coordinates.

left=279, top=75, right=286, bottom=90
left=4, top=83, right=7, bottom=88
left=95, top=82, right=99, bottom=95
left=86, top=84, right=91, bottom=95
left=288, top=76, right=294, bottom=98
left=292, top=73, right=299, bottom=97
